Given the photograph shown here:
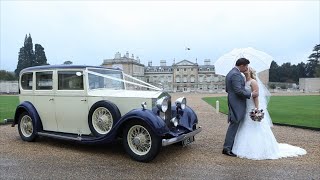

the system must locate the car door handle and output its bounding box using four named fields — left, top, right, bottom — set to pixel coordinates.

left=81, top=99, right=87, bottom=101
left=49, top=98, right=54, bottom=101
